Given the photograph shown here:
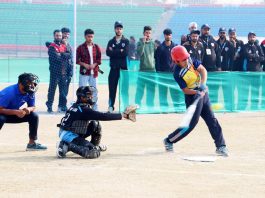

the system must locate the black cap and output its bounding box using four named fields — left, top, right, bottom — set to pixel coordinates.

left=228, top=28, right=236, bottom=34
left=61, top=27, right=71, bottom=33
left=163, top=28, right=172, bottom=35
left=248, top=32, right=256, bottom=37
left=114, top=21, right=123, bottom=29
left=190, top=30, right=200, bottom=35
left=201, top=24, right=210, bottom=29
left=219, top=27, right=226, bottom=33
